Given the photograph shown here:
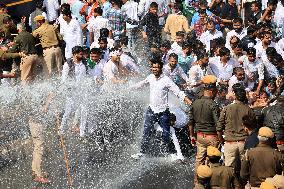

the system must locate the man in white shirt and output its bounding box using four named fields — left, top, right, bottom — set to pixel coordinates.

left=225, top=18, right=247, bottom=48
left=121, top=0, right=139, bottom=49
left=163, top=53, right=189, bottom=87
left=60, top=46, right=88, bottom=137
left=254, top=30, right=283, bottom=59
left=88, top=7, right=110, bottom=45
left=239, top=47, right=265, bottom=95
left=61, top=9, right=83, bottom=59
left=120, top=50, right=140, bottom=74
left=262, top=47, right=280, bottom=79
left=188, top=51, right=210, bottom=90
left=171, top=31, right=185, bottom=56
left=208, top=47, right=238, bottom=83
left=43, top=0, right=60, bottom=24
left=200, top=20, right=223, bottom=52
left=87, top=48, right=106, bottom=84
left=103, top=50, right=126, bottom=84
left=131, top=57, right=191, bottom=158
left=228, top=67, right=254, bottom=92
